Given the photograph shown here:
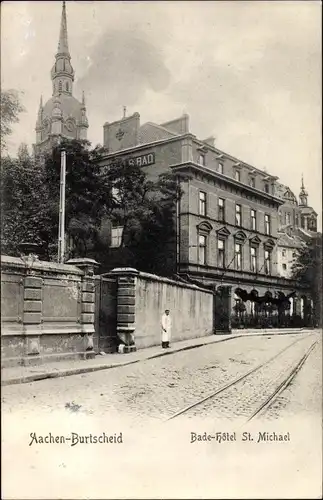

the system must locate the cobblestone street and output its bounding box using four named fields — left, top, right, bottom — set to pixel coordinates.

left=2, top=332, right=321, bottom=424
left=2, top=331, right=322, bottom=499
